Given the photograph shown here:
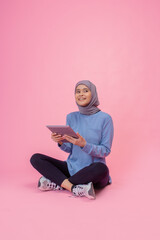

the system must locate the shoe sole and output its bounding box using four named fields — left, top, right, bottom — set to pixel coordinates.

left=38, top=177, right=51, bottom=191
left=38, top=180, right=41, bottom=188
left=38, top=177, right=63, bottom=191
left=88, top=182, right=96, bottom=199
